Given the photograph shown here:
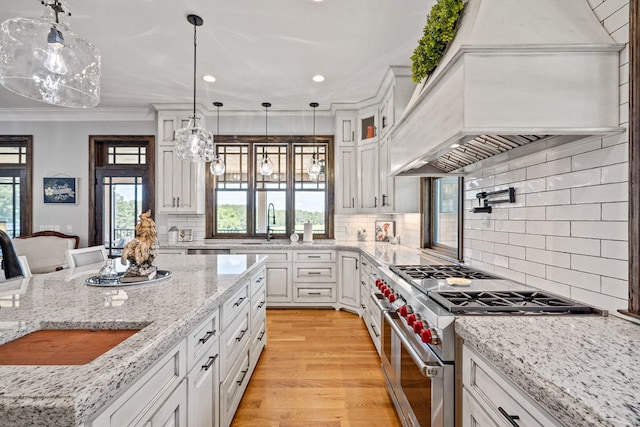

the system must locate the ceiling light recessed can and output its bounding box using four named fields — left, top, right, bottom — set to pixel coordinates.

left=312, top=75, right=325, bottom=82
left=202, top=75, right=216, bottom=82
